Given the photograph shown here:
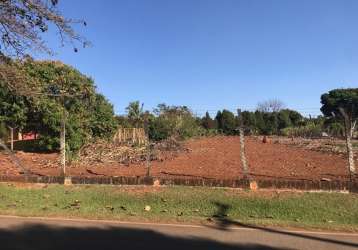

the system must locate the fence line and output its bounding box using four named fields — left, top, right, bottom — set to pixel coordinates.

left=0, top=175, right=357, bottom=193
